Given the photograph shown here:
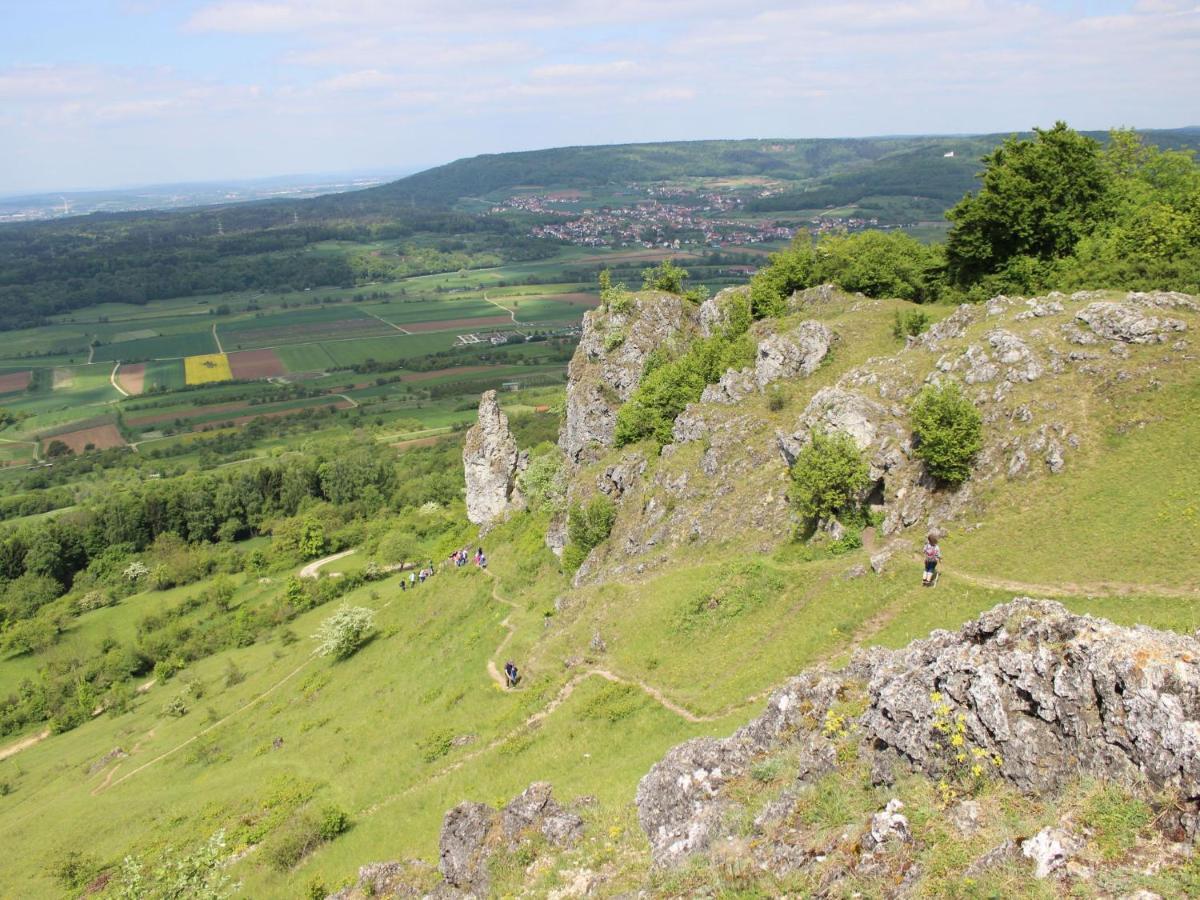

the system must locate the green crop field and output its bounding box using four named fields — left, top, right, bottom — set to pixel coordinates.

left=141, top=358, right=186, bottom=391
left=91, top=331, right=218, bottom=362
left=275, top=342, right=337, bottom=372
